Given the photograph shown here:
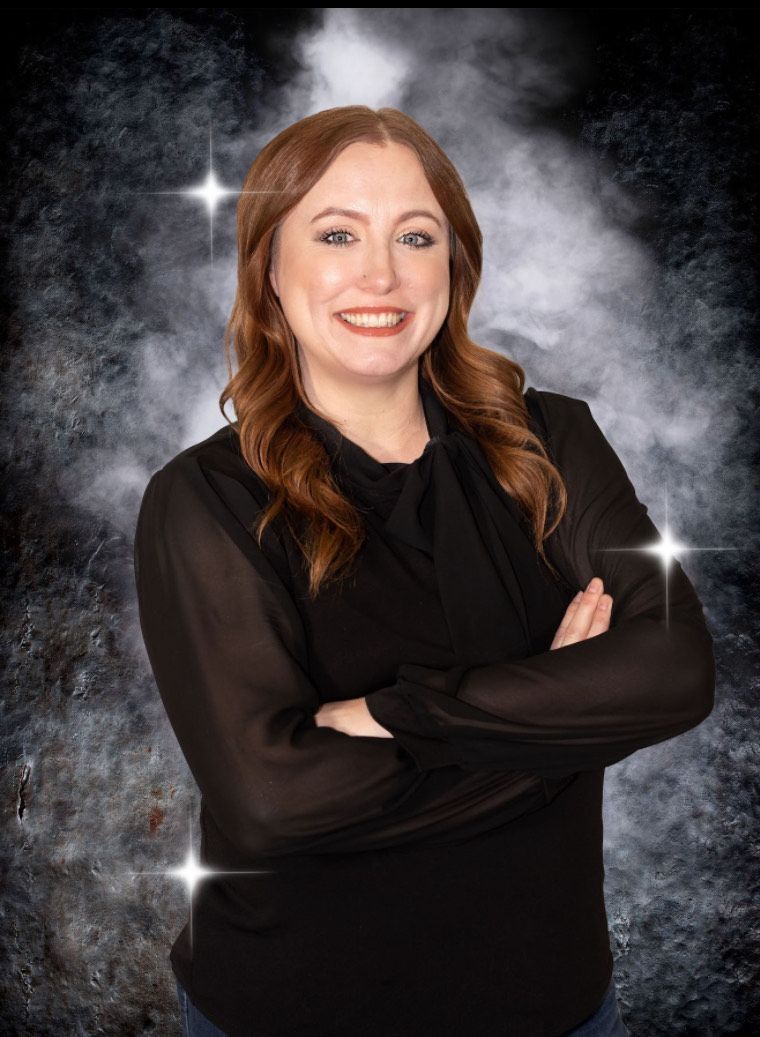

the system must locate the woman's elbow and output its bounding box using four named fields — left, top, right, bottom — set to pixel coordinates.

left=206, top=791, right=301, bottom=861
left=667, top=620, right=716, bottom=729
left=237, top=792, right=326, bottom=859
left=692, top=650, right=716, bottom=726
